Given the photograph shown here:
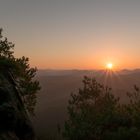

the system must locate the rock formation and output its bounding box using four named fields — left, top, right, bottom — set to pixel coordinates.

left=0, top=68, right=36, bottom=140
